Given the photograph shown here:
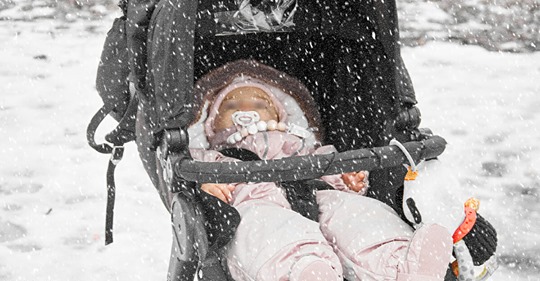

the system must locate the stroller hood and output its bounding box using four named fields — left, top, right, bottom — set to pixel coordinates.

left=188, top=60, right=323, bottom=149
